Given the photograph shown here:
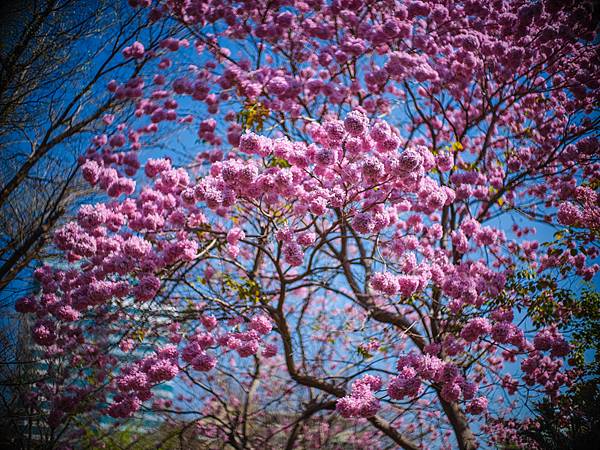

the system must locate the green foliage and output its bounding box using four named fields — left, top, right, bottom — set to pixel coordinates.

left=499, top=268, right=600, bottom=374
left=357, top=346, right=372, bottom=359
left=222, top=274, right=265, bottom=304
left=516, top=382, right=600, bottom=450
left=569, top=289, right=600, bottom=375
left=495, top=268, right=600, bottom=450
left=267, top=156, right=291, bottom=168
left=78, top=421, right=189, bottom=449
left=237, top=101, right=270, bottom=132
